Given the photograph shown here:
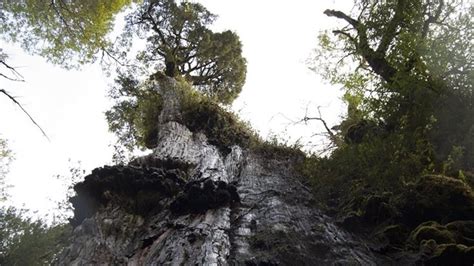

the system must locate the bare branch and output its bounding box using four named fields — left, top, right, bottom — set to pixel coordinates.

left=0, top=60, right=25, bottom=82
left=0, top=89, right=50, bottom=141
left=0, top=72, right=24, bottom=82
left=301, top=106, right=339, bottom=146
